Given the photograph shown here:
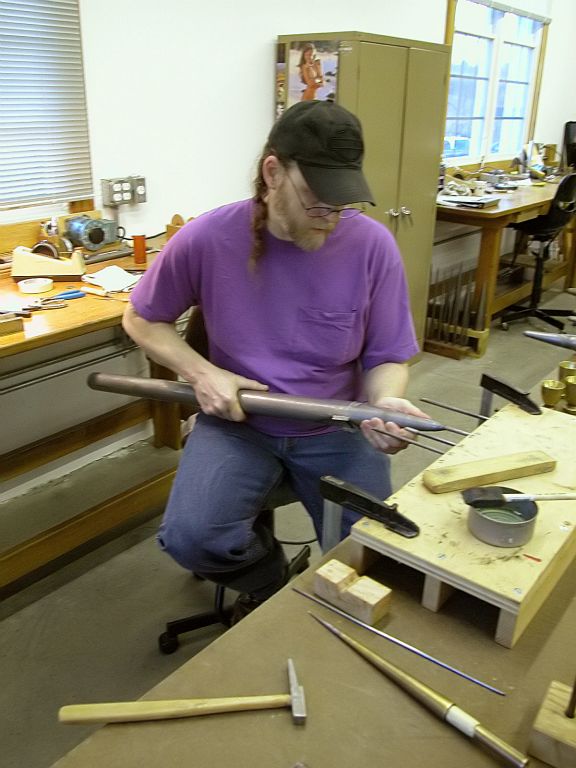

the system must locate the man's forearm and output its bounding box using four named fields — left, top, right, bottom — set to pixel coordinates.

left=362, top=362, right=410, bottom=405
left=122, top=304, right=210, bottom=382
